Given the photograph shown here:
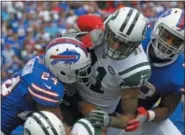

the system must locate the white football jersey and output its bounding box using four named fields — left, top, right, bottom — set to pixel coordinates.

left=75, top=45, right=151, bottom=113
